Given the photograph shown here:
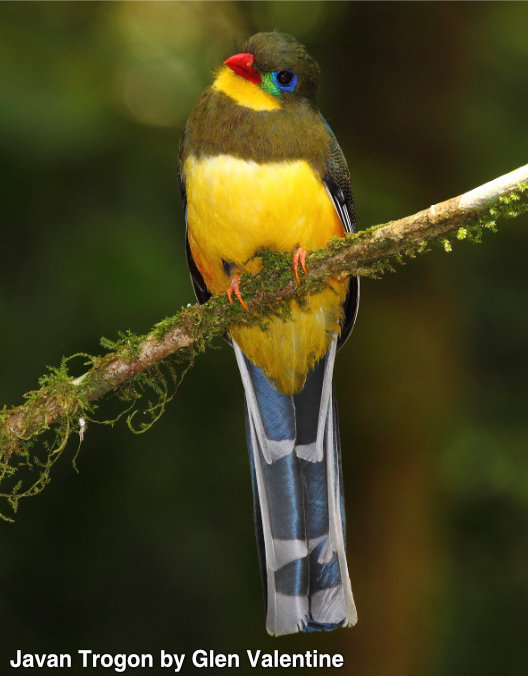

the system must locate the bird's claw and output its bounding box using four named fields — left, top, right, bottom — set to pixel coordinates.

left=293, top=247, right=308, bottom=286
left=227, top=273, right=249, bottom=312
